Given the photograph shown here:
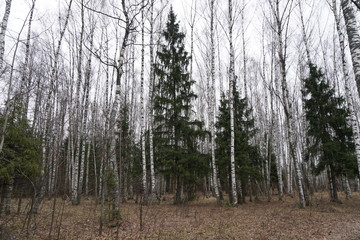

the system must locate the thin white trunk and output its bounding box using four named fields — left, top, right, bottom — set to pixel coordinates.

left=149, top=0, right=156, bottom=203
left=274, top=0, right=306, bottom=207
left=298, top=0, right=311, bottom=64
left=265, top=134, right=272, bottom=201
left=228, top=0, right=238, bottom=205
left=0, top=0, right=12, bottom=72
left=140, top=2, right=148, bottom=204
left=20, top=0, right=36, bottom=118
left=210, top=0, right=221, bottom=204
left=33, top=0, right=73, bottom=213
left=108, top=0, right=131, bottom=213
left=343, top=175, right=352, bottom=199
left=79, top=21, right=94, bottom=199
left=334, top=0, right=360, bottom=184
